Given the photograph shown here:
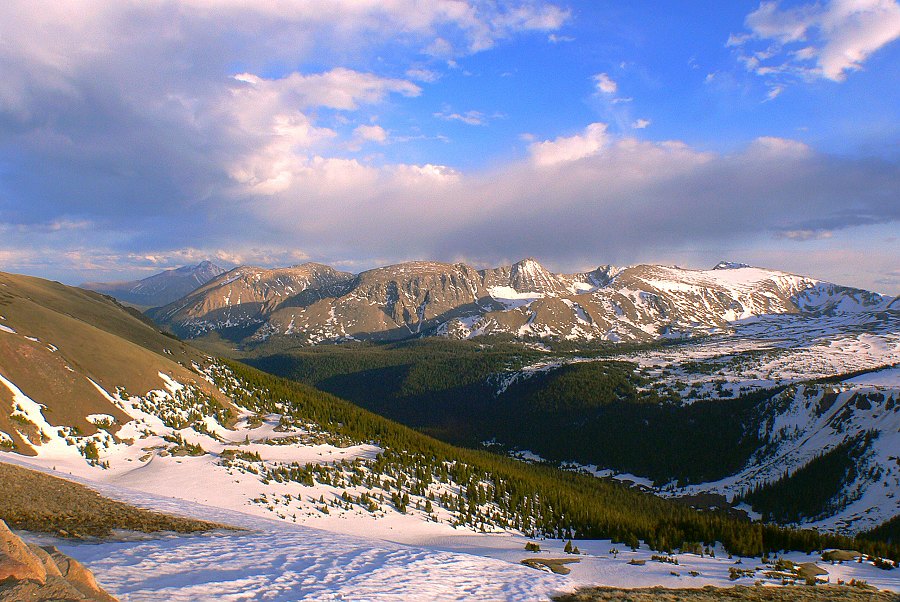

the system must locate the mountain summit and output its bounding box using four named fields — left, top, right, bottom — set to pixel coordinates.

left=148, top=258, right=892, bottom=346
left=82, top=261, right=225, bottom=307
